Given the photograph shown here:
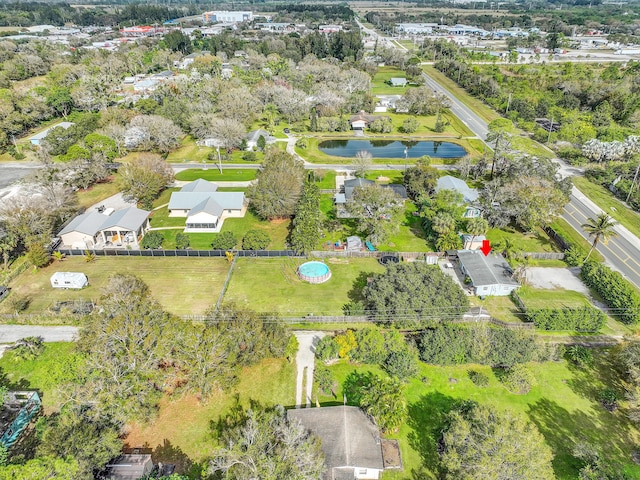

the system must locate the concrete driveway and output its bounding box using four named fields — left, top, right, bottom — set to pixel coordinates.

left=294, top=331, right=326, bottom=408
left=0, top=325, right=79, bottom=344
left=526, top=267, right=589, bottom=294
